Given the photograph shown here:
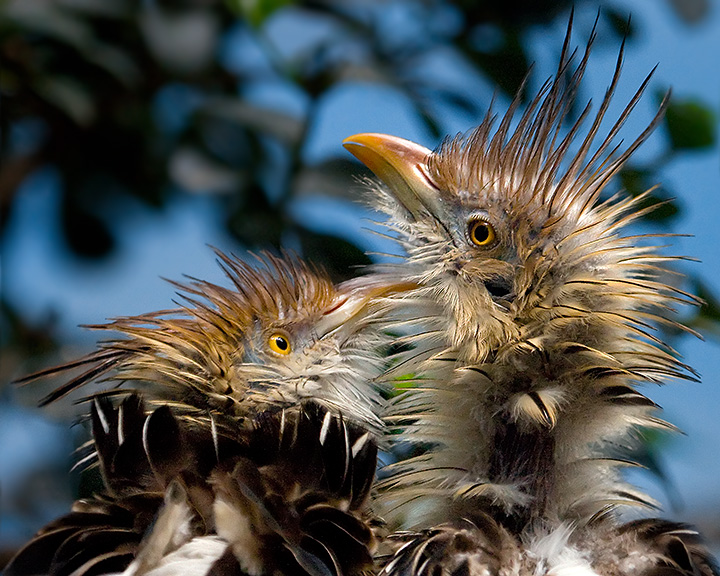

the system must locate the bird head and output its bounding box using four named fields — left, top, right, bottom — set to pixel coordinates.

left=28, top=251, right=407, bottom=433
left=224, top=256, right=405, bottom=429
left=343, top=44, right=680, bottom=363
